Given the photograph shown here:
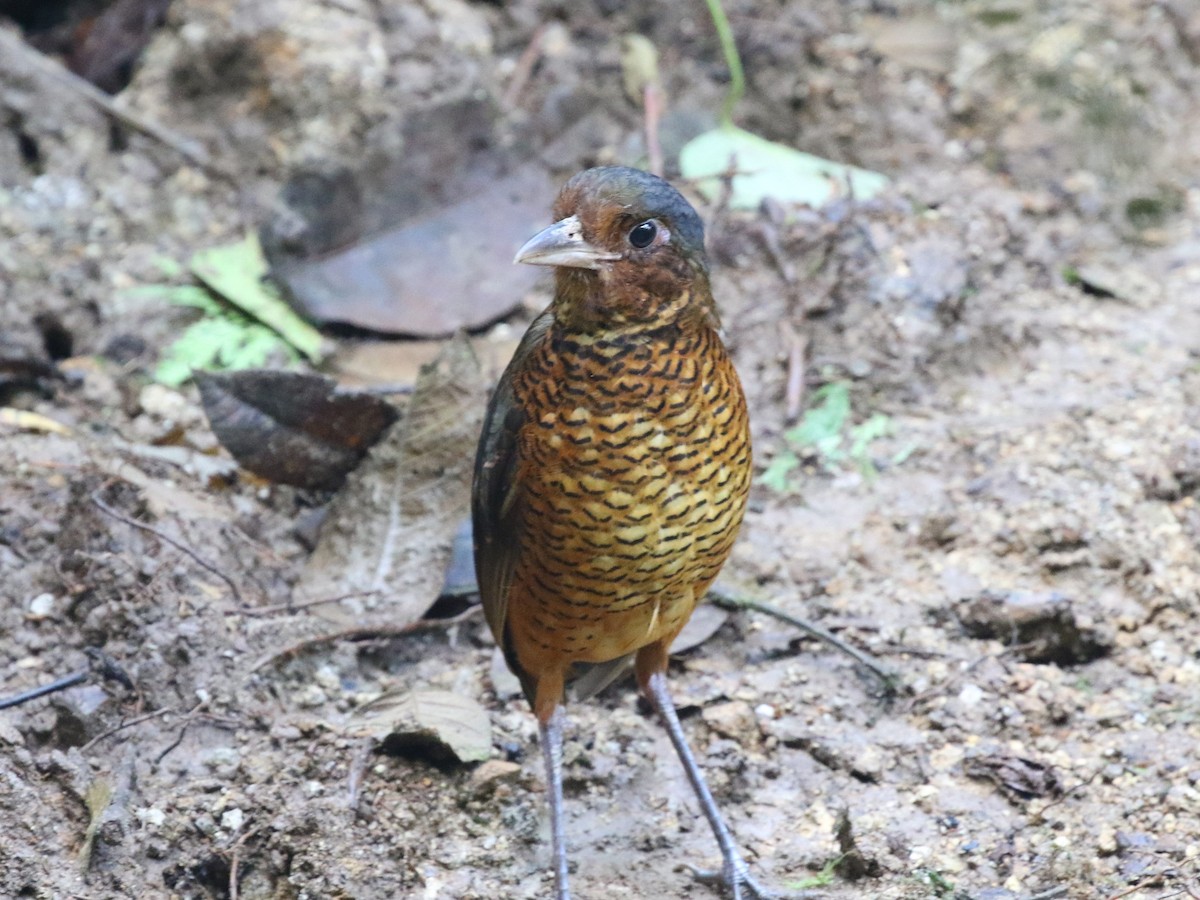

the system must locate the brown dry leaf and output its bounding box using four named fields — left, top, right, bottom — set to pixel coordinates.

left=271, top=166, right=551, bottom=336
left=296, top=334, right=486, bottom=626
left=332, top=335, right=522, bottom=392
left=352, top=688, right=492, bottom=767
left=332, top=340, right=447, bottom=390
left=196, top=369, right=399, bottom=490
left=66, top=0, right=172, bottom=94
left=262, top=98, right=553, bottom=338
left=0, top=408, right=73, bottom=435
left=78, top=777, right=114, bottom=873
